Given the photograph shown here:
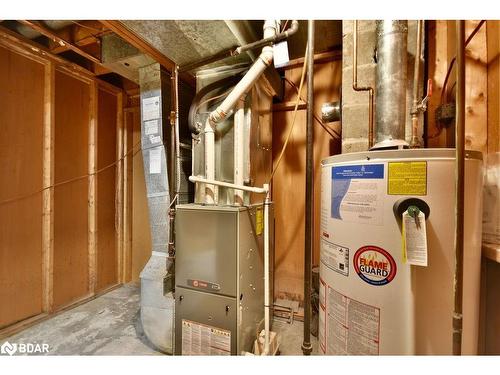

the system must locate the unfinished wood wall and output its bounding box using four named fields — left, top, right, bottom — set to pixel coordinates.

left=427, top=20, right=488, bottom=152
left=272, top=54, right=342, bottom=302
left=0, top=33, right=124, bottom=334
left=53, top=69, right=91, bottom=308
left=428, top=20, right=500, bottom=354
left=483, top=20, right=500, bottom=355
left=97, top=88, right=119, bottom=291
left=0, top=45, right=45, bottom=328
